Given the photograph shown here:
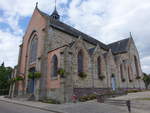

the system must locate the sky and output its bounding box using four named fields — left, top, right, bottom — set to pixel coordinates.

left=0, top=0, right=150, bottom=73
